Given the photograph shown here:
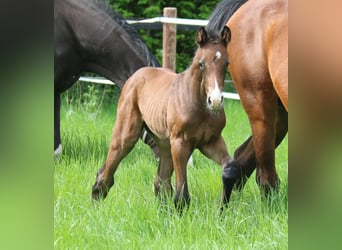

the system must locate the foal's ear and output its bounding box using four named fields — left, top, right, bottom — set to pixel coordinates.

left=196, top=27, right=208, bottom=46
left=221, top=26, right=231, bottom=44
